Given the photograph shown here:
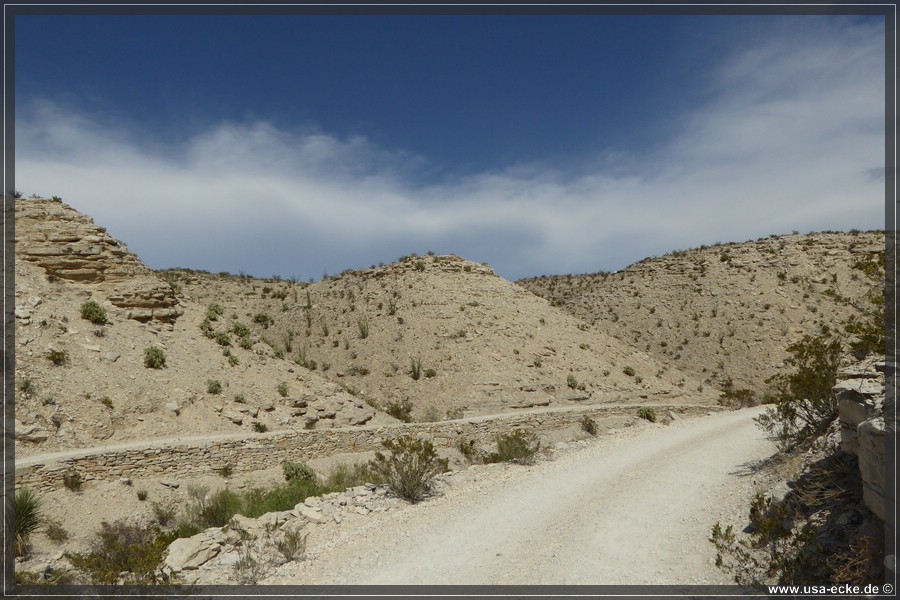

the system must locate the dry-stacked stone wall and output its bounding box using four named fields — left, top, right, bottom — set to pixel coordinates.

left=15, top=403, right=716, bottom=493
